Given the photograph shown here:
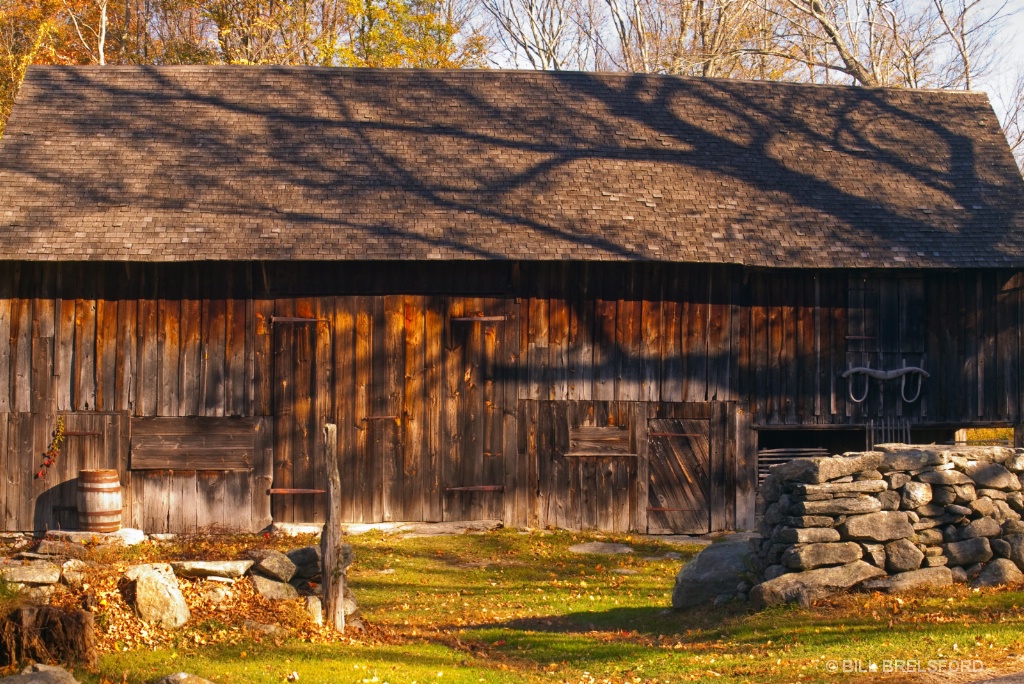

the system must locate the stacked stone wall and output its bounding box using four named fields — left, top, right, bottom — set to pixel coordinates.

left=750, top=444, right=1024, bottom=608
